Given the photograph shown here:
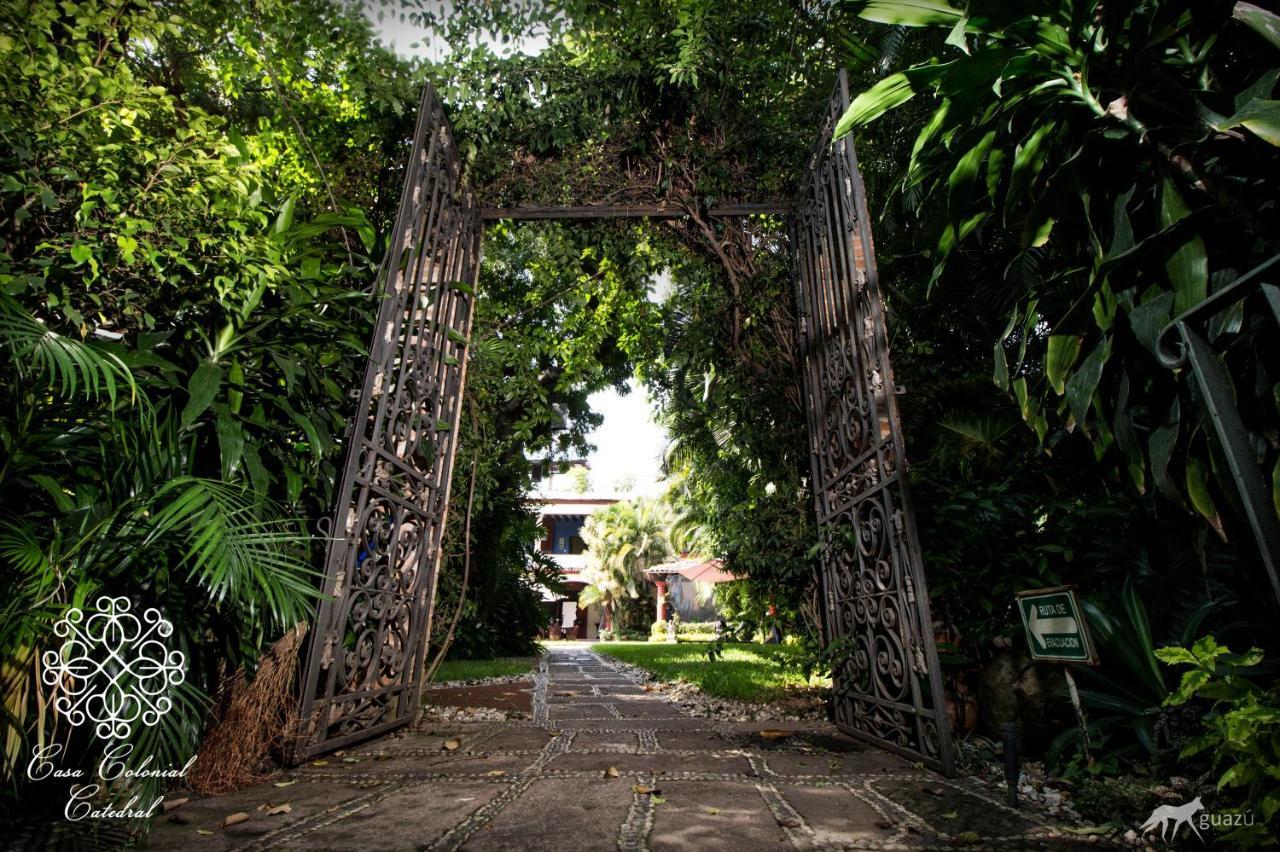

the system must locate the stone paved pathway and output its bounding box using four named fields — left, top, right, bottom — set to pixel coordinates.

left=149, top=646, right=1099, bottom=850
